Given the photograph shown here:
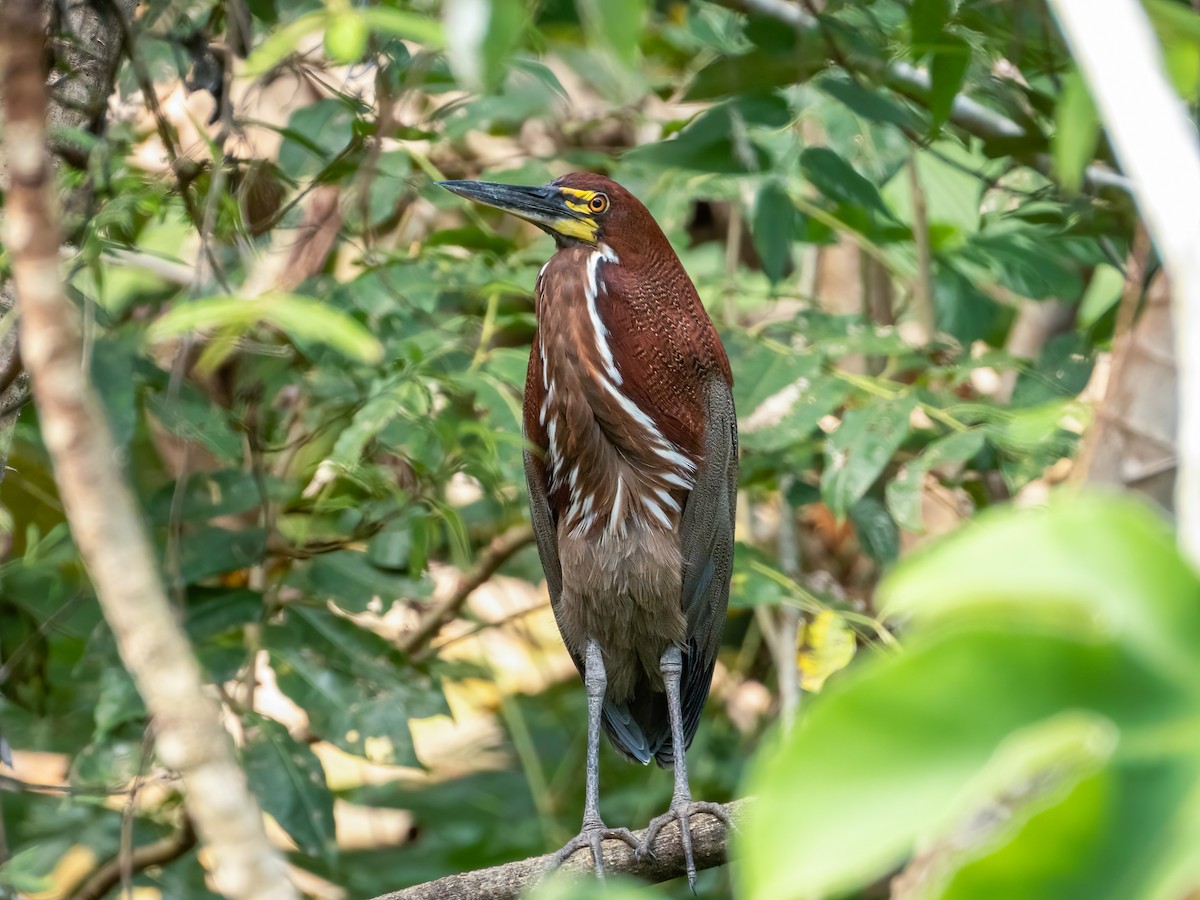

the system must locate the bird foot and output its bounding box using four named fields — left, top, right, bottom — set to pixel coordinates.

left=544, top=820, right=640, bottom=879
left=636, top=800, right=730, bottom=892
